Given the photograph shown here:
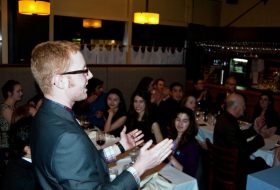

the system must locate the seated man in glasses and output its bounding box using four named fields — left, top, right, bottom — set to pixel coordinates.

left=214, top=76, right=237, bottom=114
left=30, top=41, right=173, bottom=190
